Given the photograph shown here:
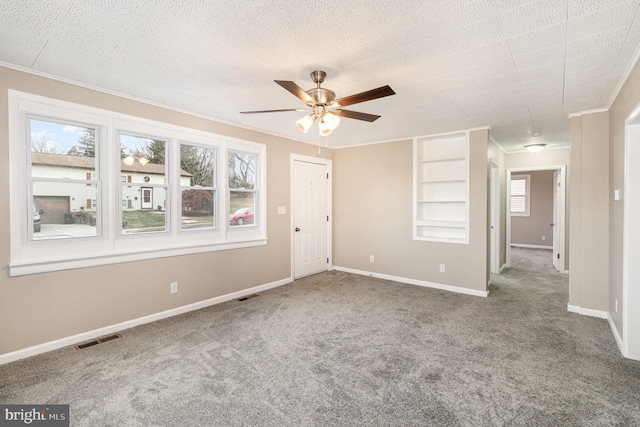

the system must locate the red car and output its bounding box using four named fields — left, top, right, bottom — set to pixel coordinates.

left=230, top=207, right=254, bottom=225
